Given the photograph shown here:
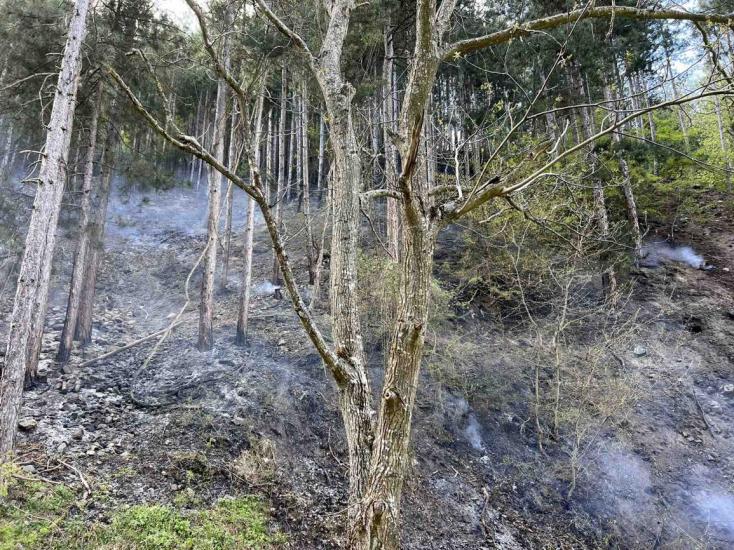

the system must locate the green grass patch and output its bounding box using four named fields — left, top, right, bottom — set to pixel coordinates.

left=0, top=463, right=284, bottom=549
